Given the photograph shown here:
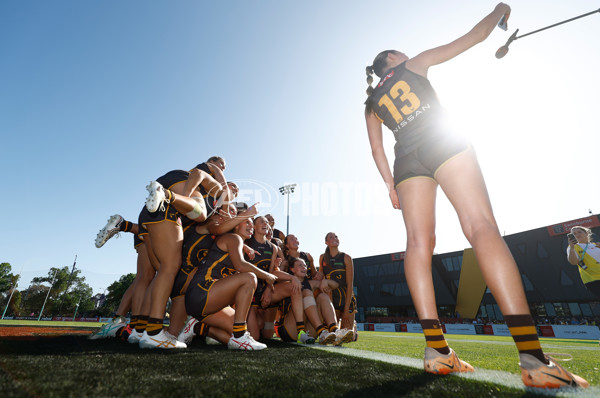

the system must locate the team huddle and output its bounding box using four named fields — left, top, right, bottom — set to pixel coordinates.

left=89, top=156, right=357, bottom=350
